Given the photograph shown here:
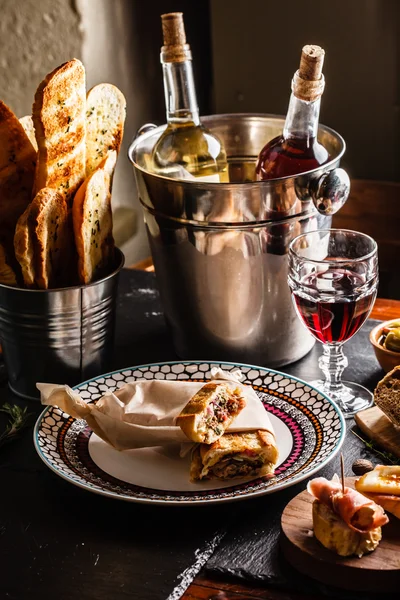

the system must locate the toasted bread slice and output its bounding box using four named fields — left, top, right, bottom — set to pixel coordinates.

left=30, top=188, right=72, bottom=289
left=0, top=101, right=36, bottom=258
left=85, top=84, right=126, bottom=177
left=72, top=167, right=114, bottom=284
left=374, top=366, right=400, bottom=426
left=0, top=242, right=17, bottom=286
left=19, top=116, right=38, bottom=151
left=14, top=204, right=36, bottom=287
left=99, top=150, right=117, bottom=181
left=33, top=59, right=86, bottom=206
